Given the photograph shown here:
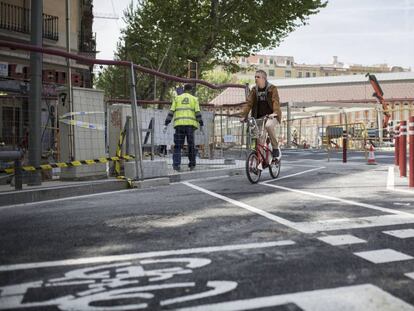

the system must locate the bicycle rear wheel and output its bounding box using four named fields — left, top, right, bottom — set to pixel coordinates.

left=246, top=150, right=261, bottom=183
left=269, top=158, right=281, bottom=179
